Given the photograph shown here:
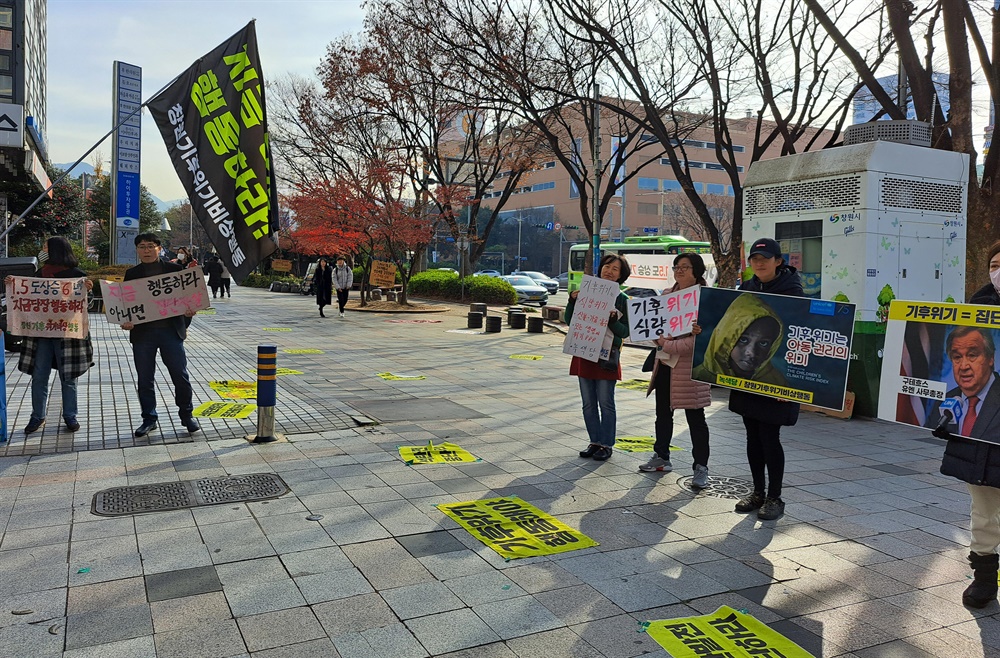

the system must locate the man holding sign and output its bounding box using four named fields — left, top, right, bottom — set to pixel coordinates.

left=121, top=233, right=199, bottom=437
